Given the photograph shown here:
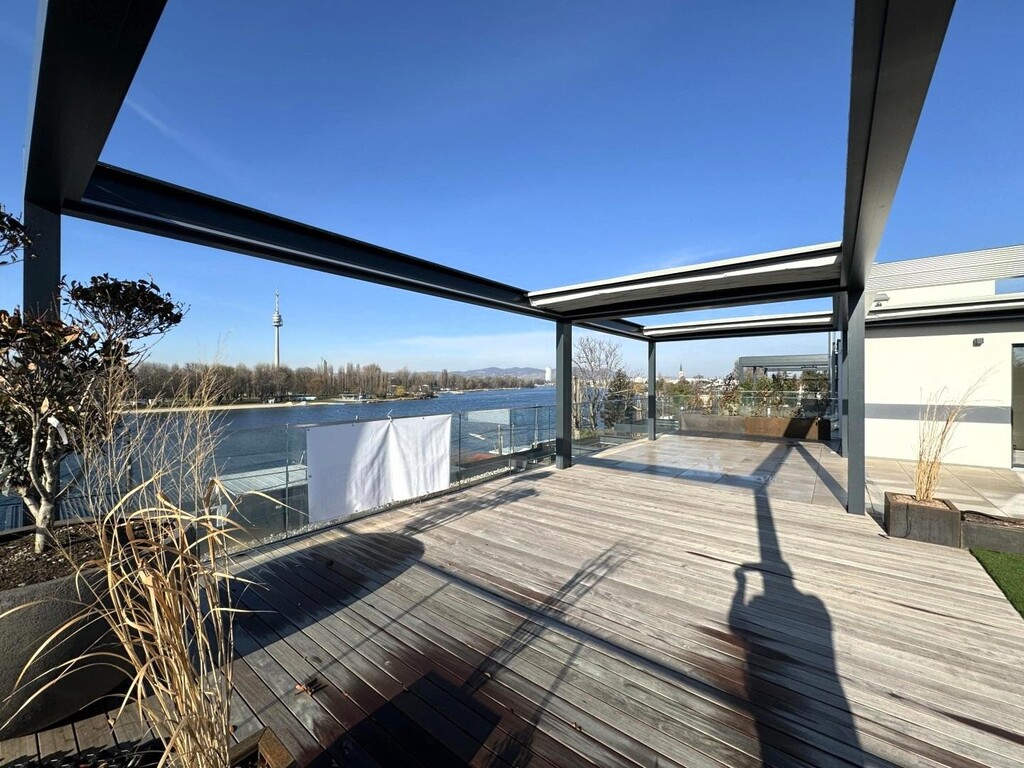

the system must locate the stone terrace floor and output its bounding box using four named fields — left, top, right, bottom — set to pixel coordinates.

left=593, top=432, right=1024, bottom=520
